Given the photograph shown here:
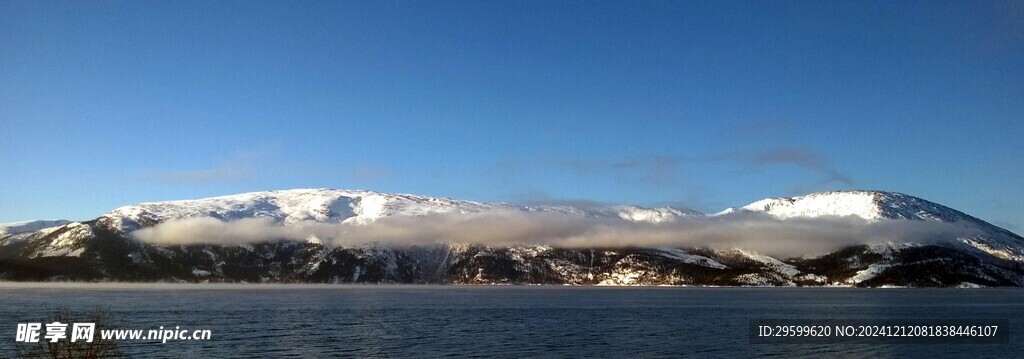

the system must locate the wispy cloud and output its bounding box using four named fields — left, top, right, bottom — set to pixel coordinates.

left=717, top=121, right=854, bottom=188
left=494, top=145, right=852, bottom=197
left=741, top=147, right=854, bottom=187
